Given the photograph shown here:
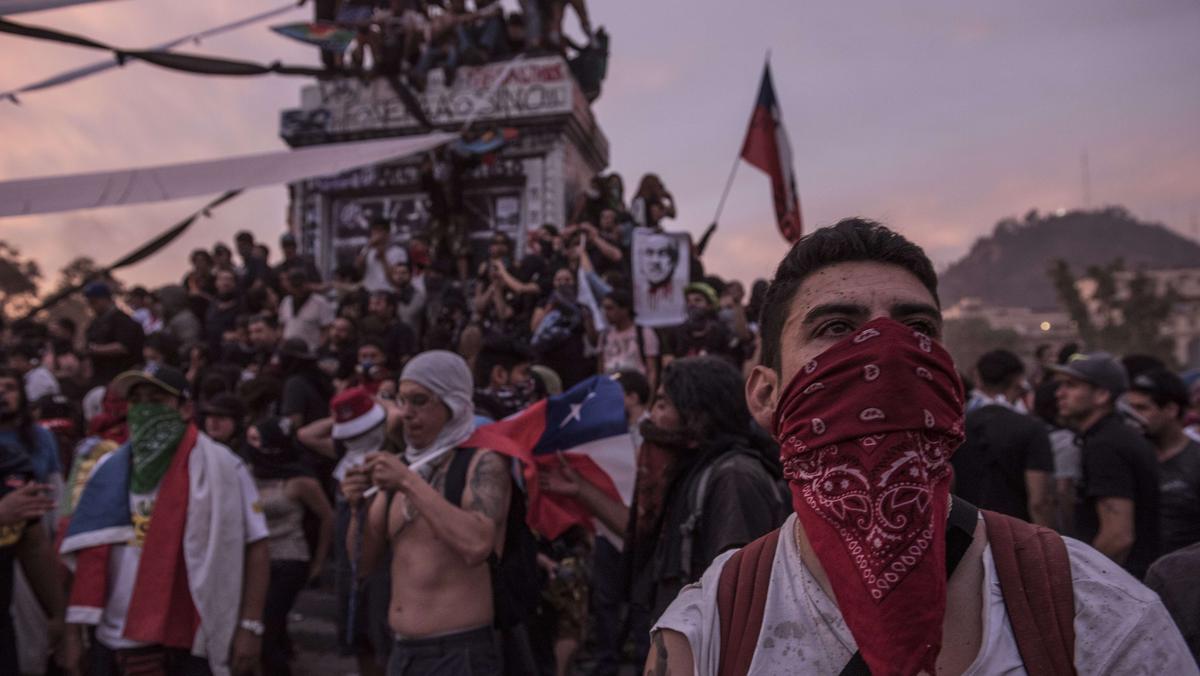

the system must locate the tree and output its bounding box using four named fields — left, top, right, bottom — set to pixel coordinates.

left=0, top=241, right=42, bottom=318
left=34, top=257, right=124, bottom=328
left=942, top=317, right=1021, bottom=375
left=1049, top=258, right=1178, bottom=365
